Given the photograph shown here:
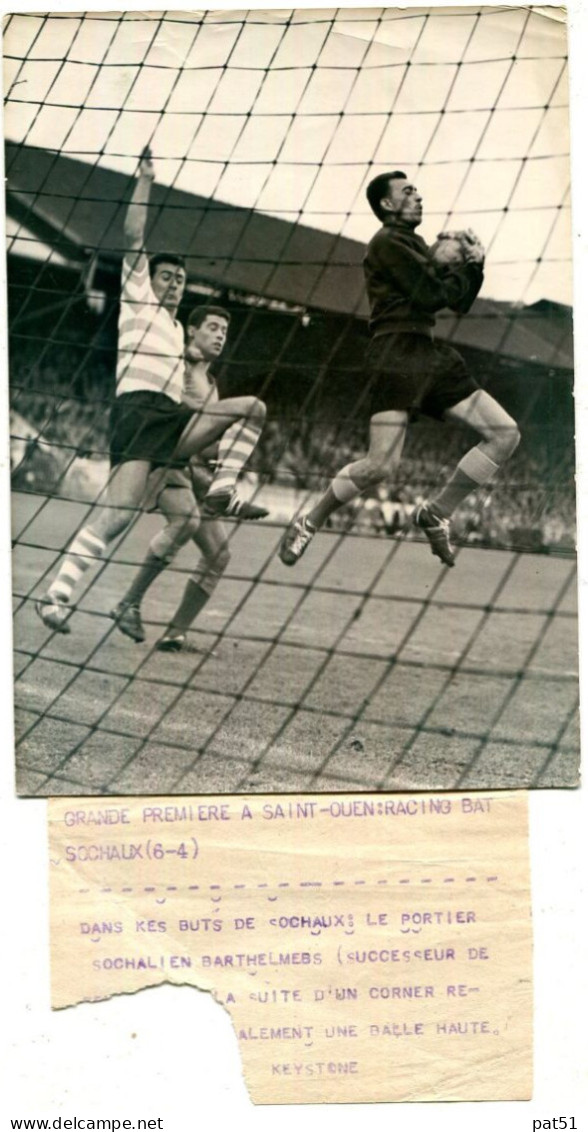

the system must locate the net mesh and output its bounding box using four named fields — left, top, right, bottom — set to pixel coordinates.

left=5, top=6, right=578, bottom=796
